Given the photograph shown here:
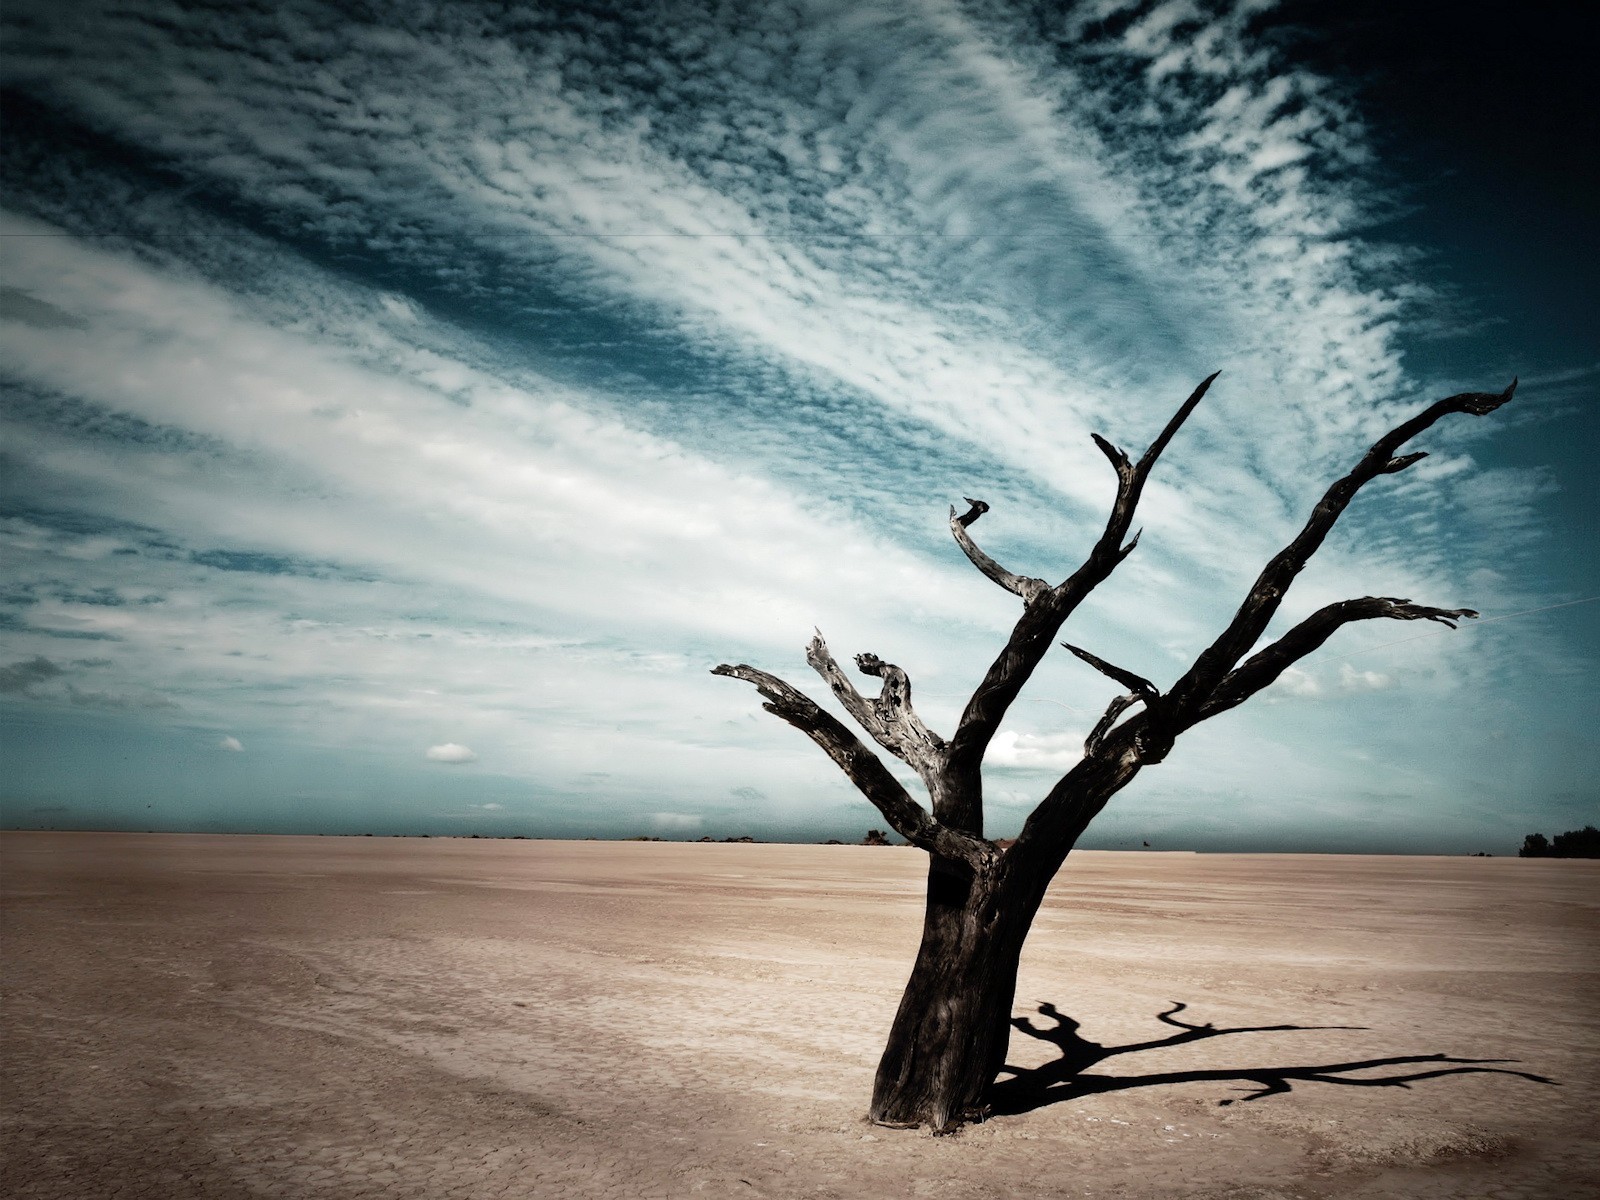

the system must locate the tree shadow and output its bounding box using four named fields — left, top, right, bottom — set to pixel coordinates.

left=990, top=1001, right=1555, bottom=1115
